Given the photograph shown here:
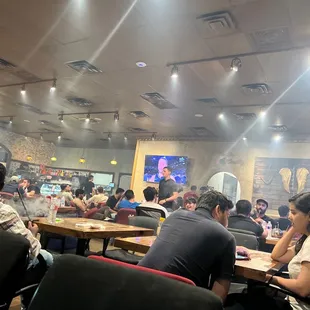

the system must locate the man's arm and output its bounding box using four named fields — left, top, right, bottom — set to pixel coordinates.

left=73, top=199, right=87, bottom=212
left=212, top=279, right=231, bottom=303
